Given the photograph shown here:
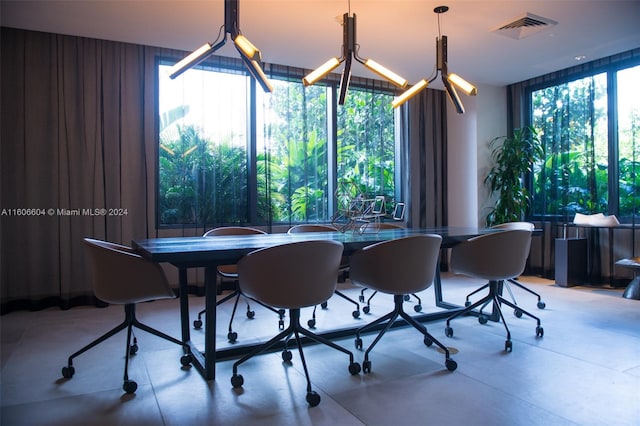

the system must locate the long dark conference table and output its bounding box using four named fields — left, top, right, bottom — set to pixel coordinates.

left=133, top=226, right=494, bottom=380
